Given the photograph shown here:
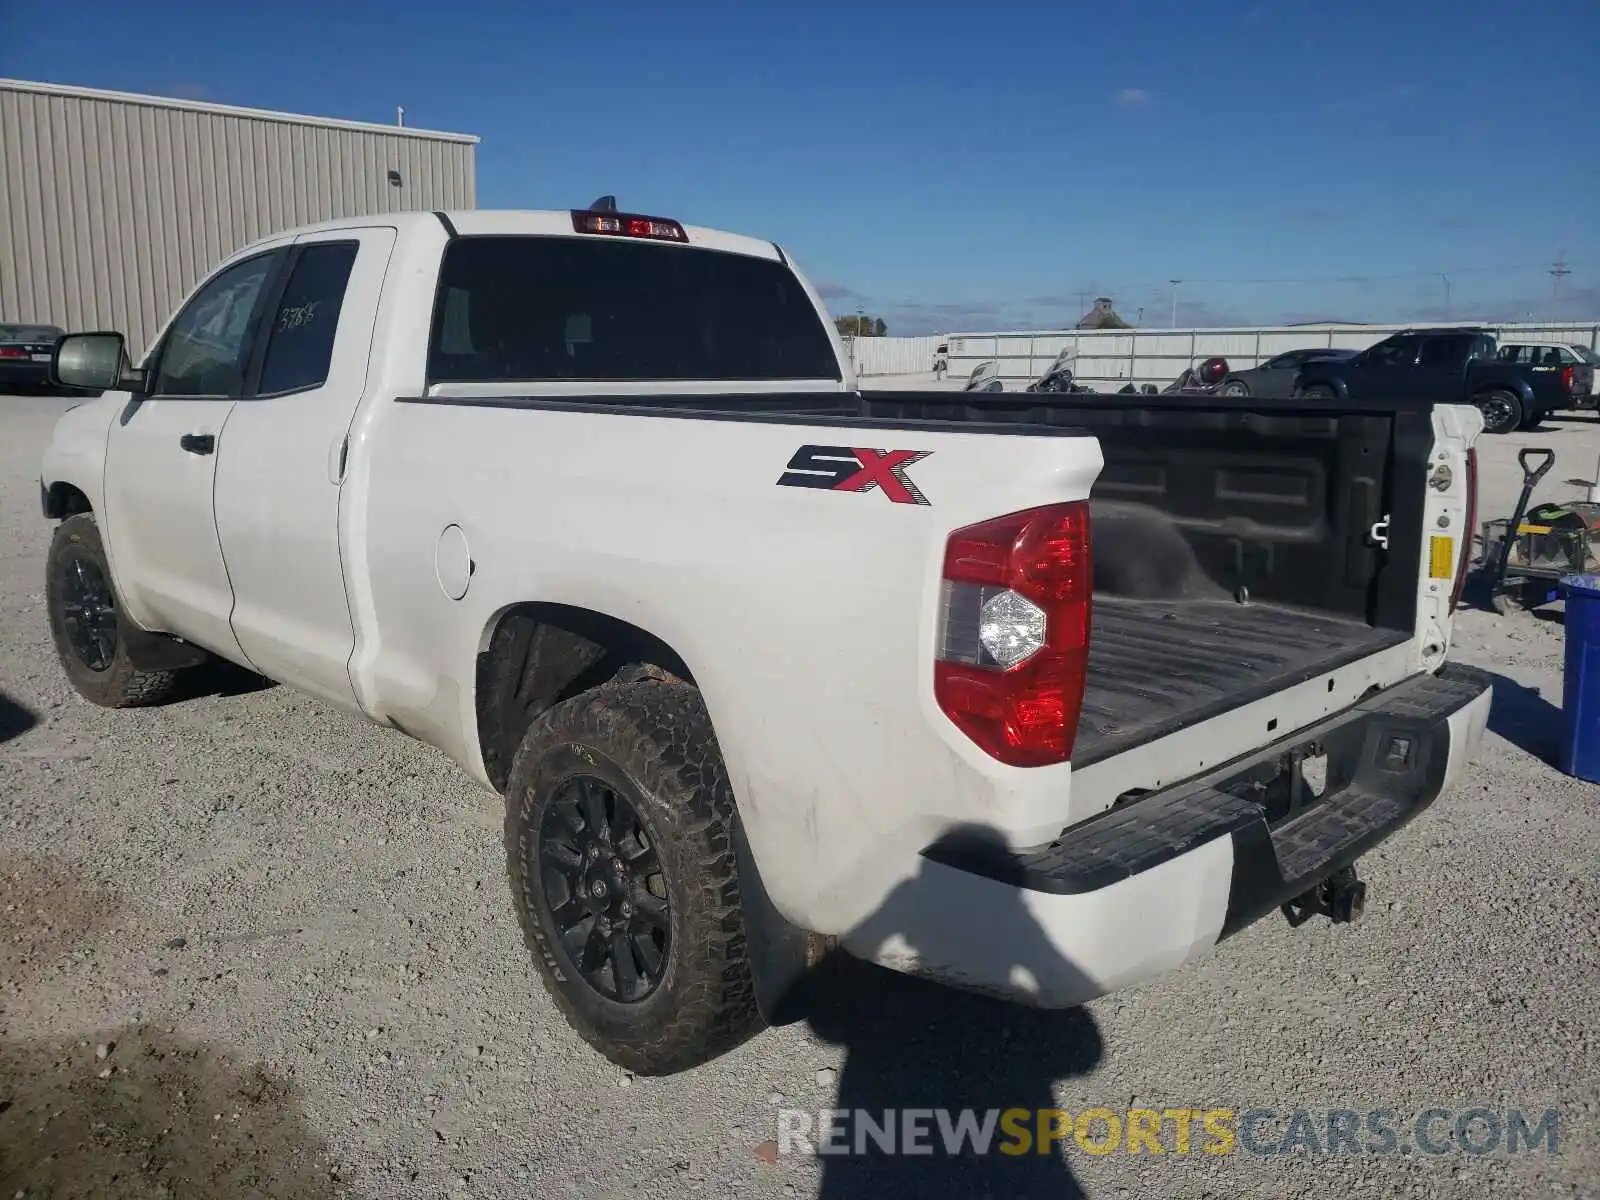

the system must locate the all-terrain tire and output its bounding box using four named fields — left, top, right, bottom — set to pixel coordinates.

left=45, top=514, right=180, bottom=707
left=1474, top=388, right=1523, bottom=435
left=503, top=678, right=760, bottom=1074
